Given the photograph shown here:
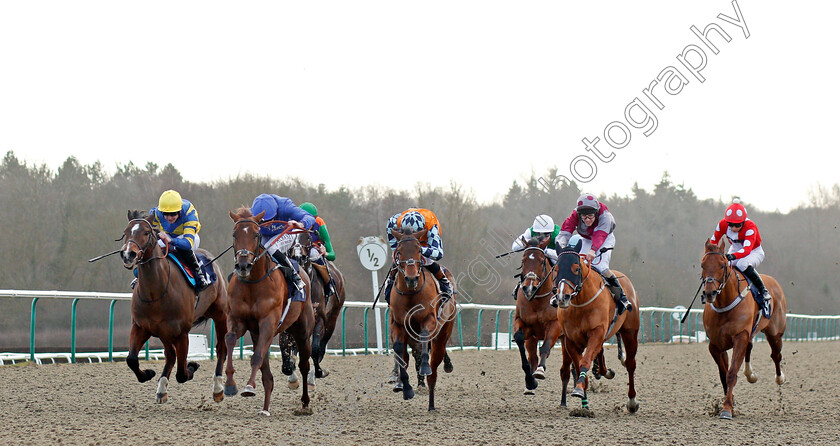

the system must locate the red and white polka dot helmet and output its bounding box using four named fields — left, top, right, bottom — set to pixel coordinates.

left=724, top=199, right=747, bottom=224
left=576, top=193, right=600, bottom=214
